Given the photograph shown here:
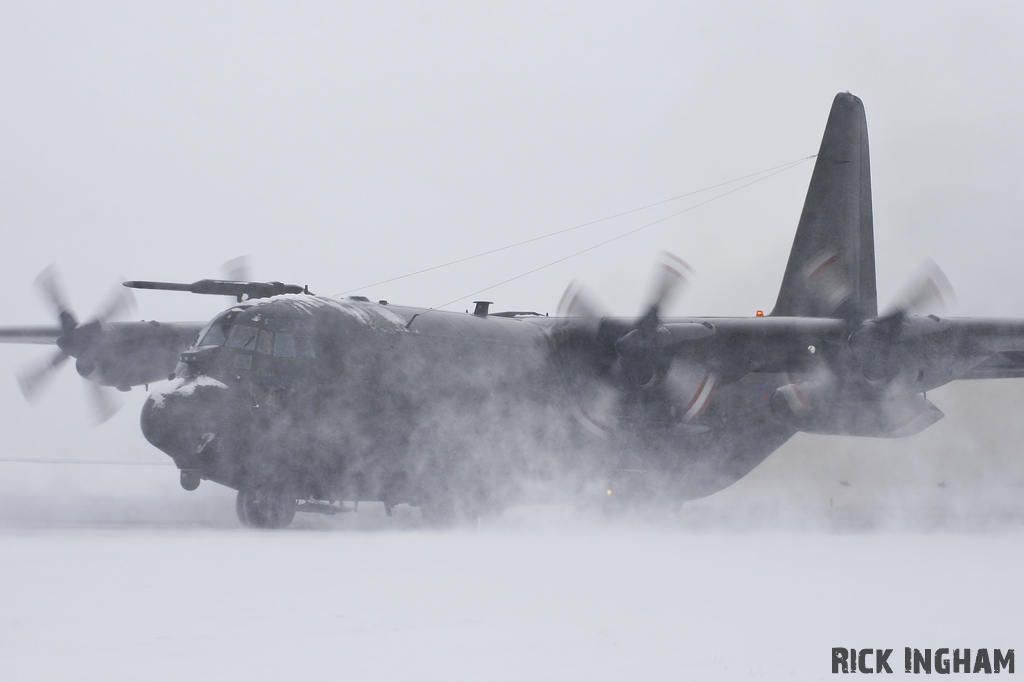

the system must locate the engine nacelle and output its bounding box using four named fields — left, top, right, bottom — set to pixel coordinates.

left=771, top=385, right=944, bottom=438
